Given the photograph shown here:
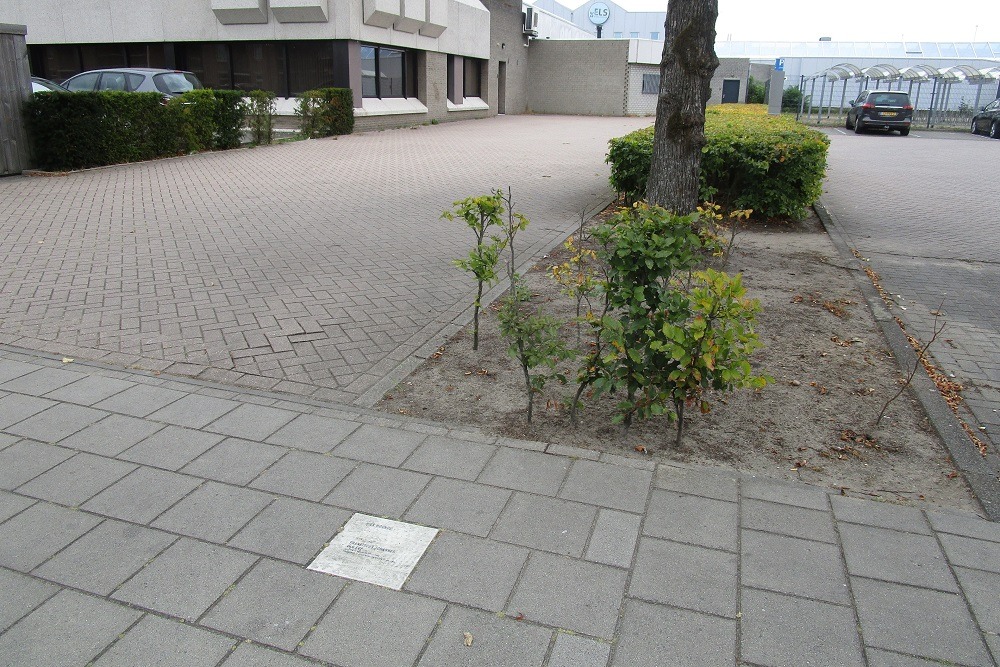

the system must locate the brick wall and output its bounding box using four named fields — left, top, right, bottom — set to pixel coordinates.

left=526, top=40, right=630, bottom=116
left=708, top=57, right=750, bottom=106
left=625, top=63, right=658, bottom=116
left=482, top=0, right=531, bottom=114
